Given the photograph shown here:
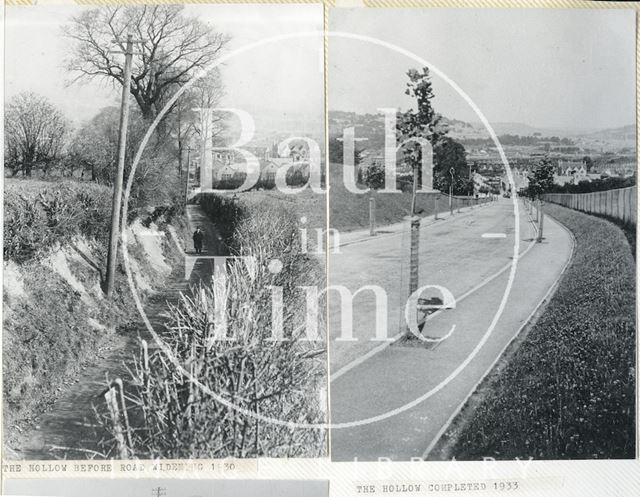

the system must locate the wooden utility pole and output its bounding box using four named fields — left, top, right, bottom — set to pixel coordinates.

left=184, top=146, right=192, bottom=208
left=105, top=34, right=136, bottom=298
